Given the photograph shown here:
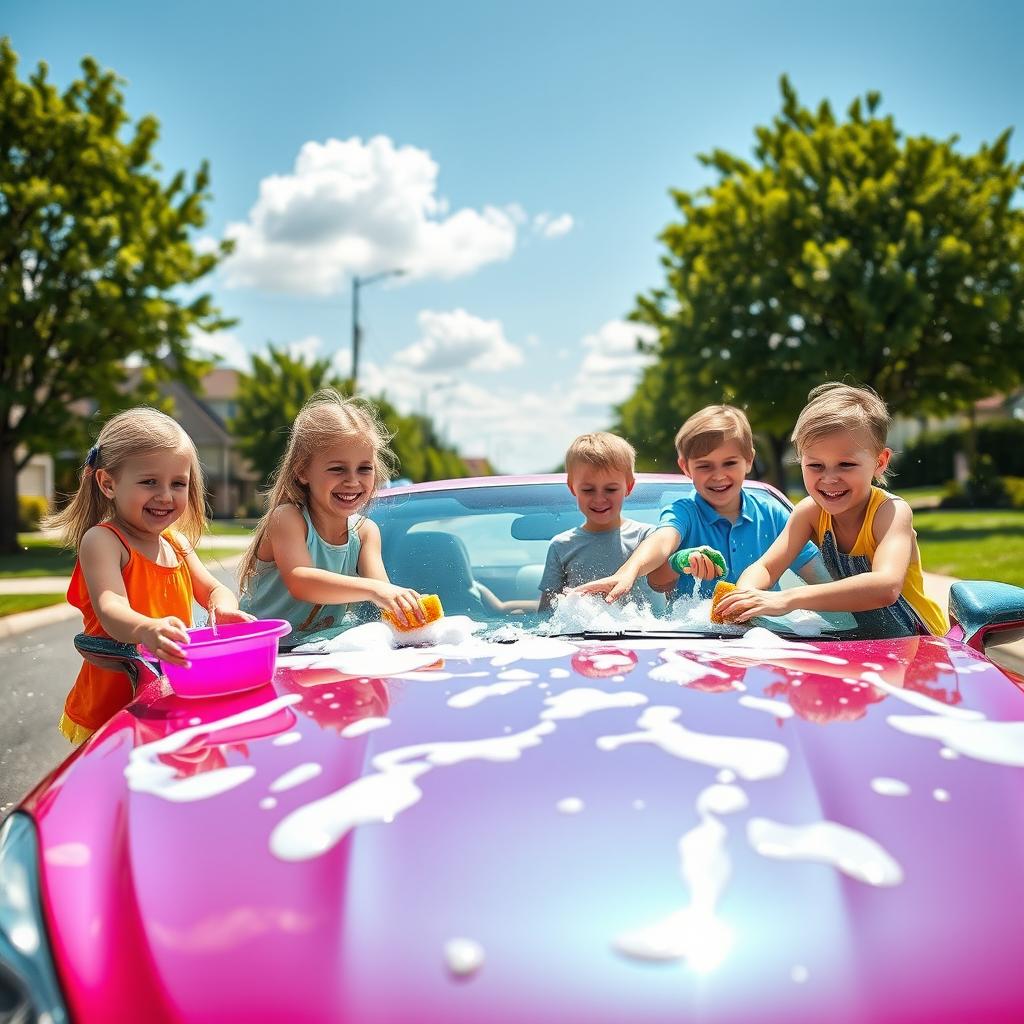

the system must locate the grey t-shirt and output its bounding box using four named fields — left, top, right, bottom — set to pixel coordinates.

left=539, top=518, right=659, bottom=605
